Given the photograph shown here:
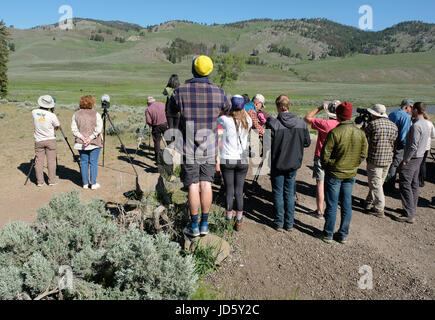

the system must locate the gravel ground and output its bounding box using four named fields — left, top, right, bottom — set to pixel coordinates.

left=204, top=138, right=435, bottom=300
